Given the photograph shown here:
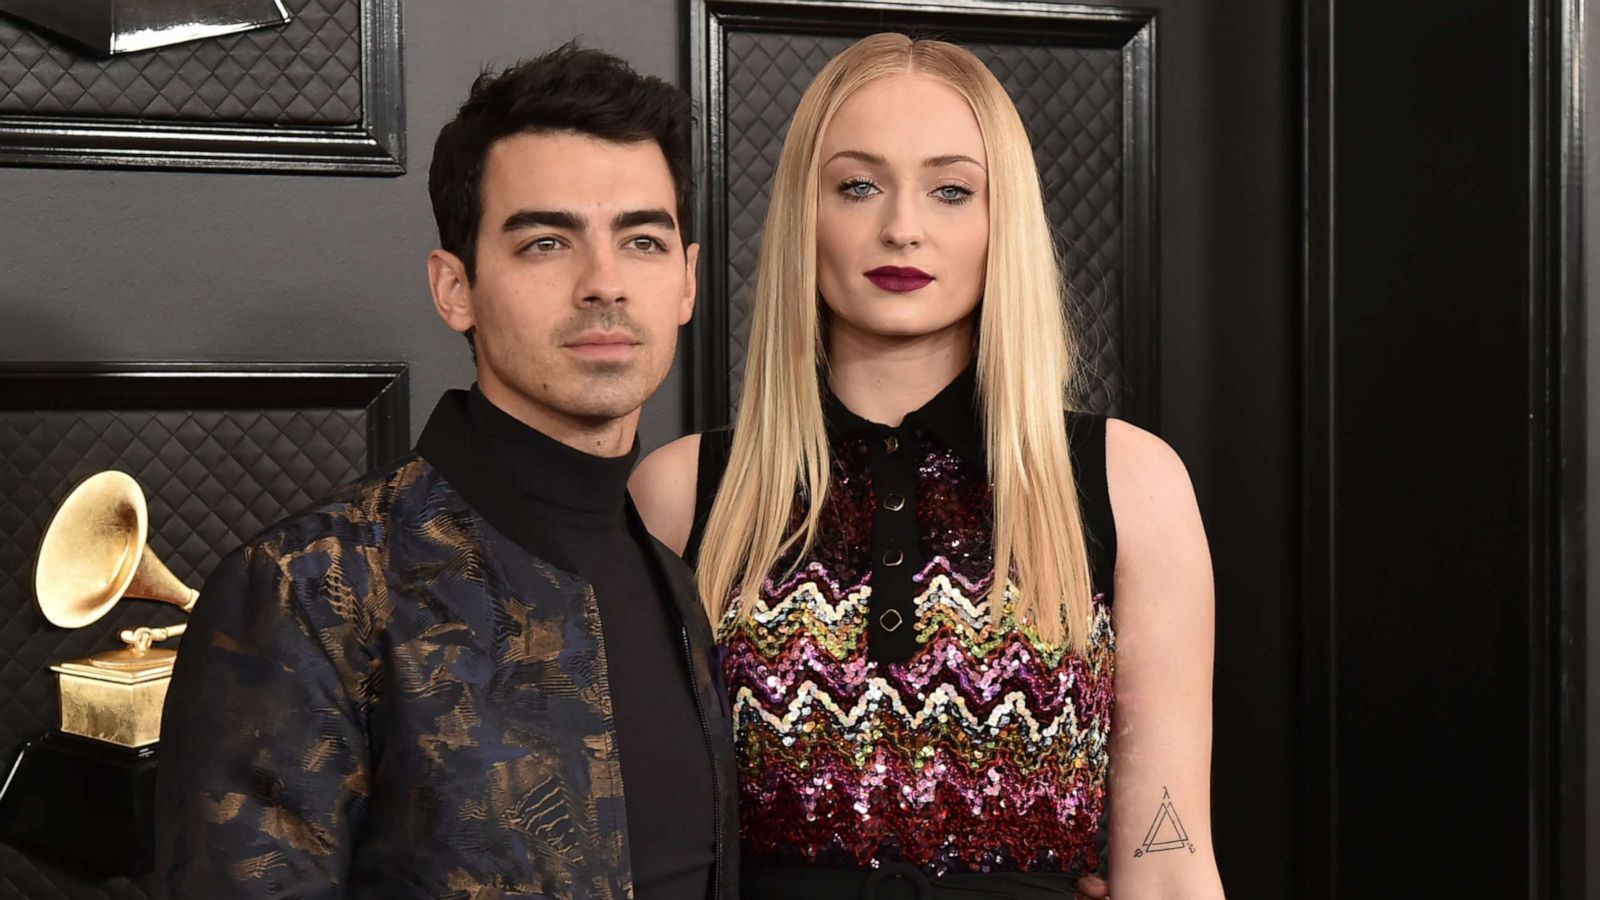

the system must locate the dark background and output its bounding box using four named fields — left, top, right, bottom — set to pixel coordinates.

left=1306, top=0, right=1589, bottom=896
left=0, top=0, right=1592, bottom=898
